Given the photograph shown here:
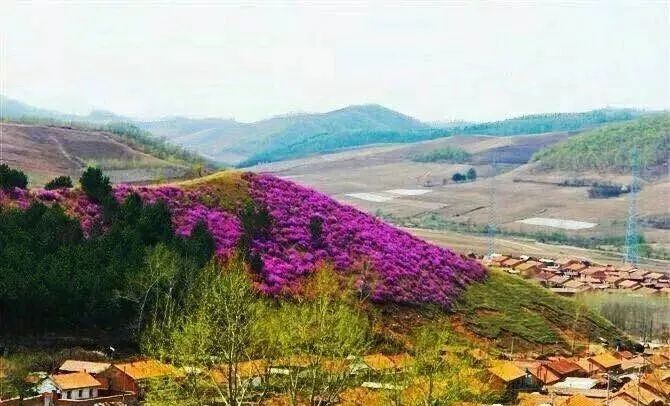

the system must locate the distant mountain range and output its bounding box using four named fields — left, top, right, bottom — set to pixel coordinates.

left=1, top=95, right=655, bottom=166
